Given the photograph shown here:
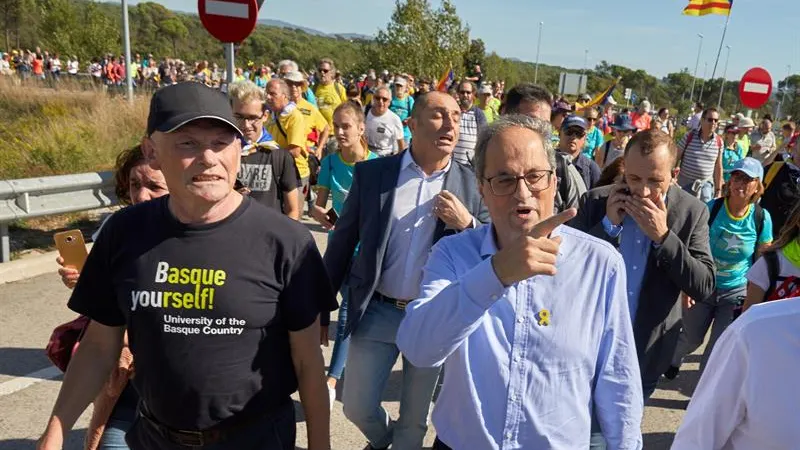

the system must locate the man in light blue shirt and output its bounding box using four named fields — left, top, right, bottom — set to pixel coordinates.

left=397, top=115, right=643, bottom=450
